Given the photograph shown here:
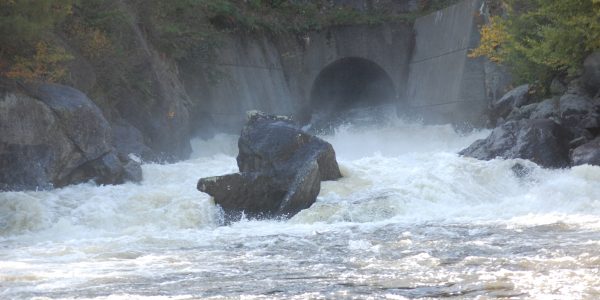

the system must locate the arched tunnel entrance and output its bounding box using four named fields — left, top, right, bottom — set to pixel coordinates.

left=308, top=57, right=396, bottom=130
